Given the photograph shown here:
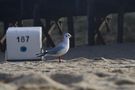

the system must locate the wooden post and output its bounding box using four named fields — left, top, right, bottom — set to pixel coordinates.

left=45, top=18, right=55, bottom=47
left=0, top=21, right=9, bottom=52
left=4, top=21, right=8, bottom=34
left=18, top=0, right=24, bottom=27
left=33, top=3, right=41, bottom=26
left=67, top=16, right=75, bottom=48
left=33, top=4, right=55, bottom=47
left=75, top=0, right=79, bottom=13
left=117, top=10, right=124, bottom=43
left=87, top=0, right=95, bottom=45
left=33, top=1, right=55, bottom=48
